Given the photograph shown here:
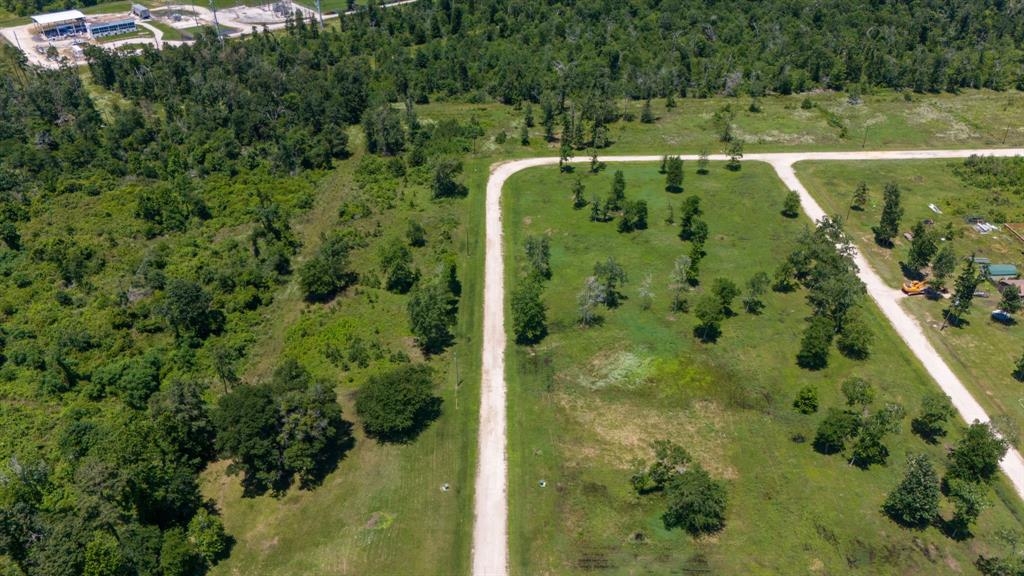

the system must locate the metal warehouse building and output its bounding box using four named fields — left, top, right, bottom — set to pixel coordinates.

left=30, top=9, right=87, bottom=39
left=86, top=14, right=136, bottom=38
